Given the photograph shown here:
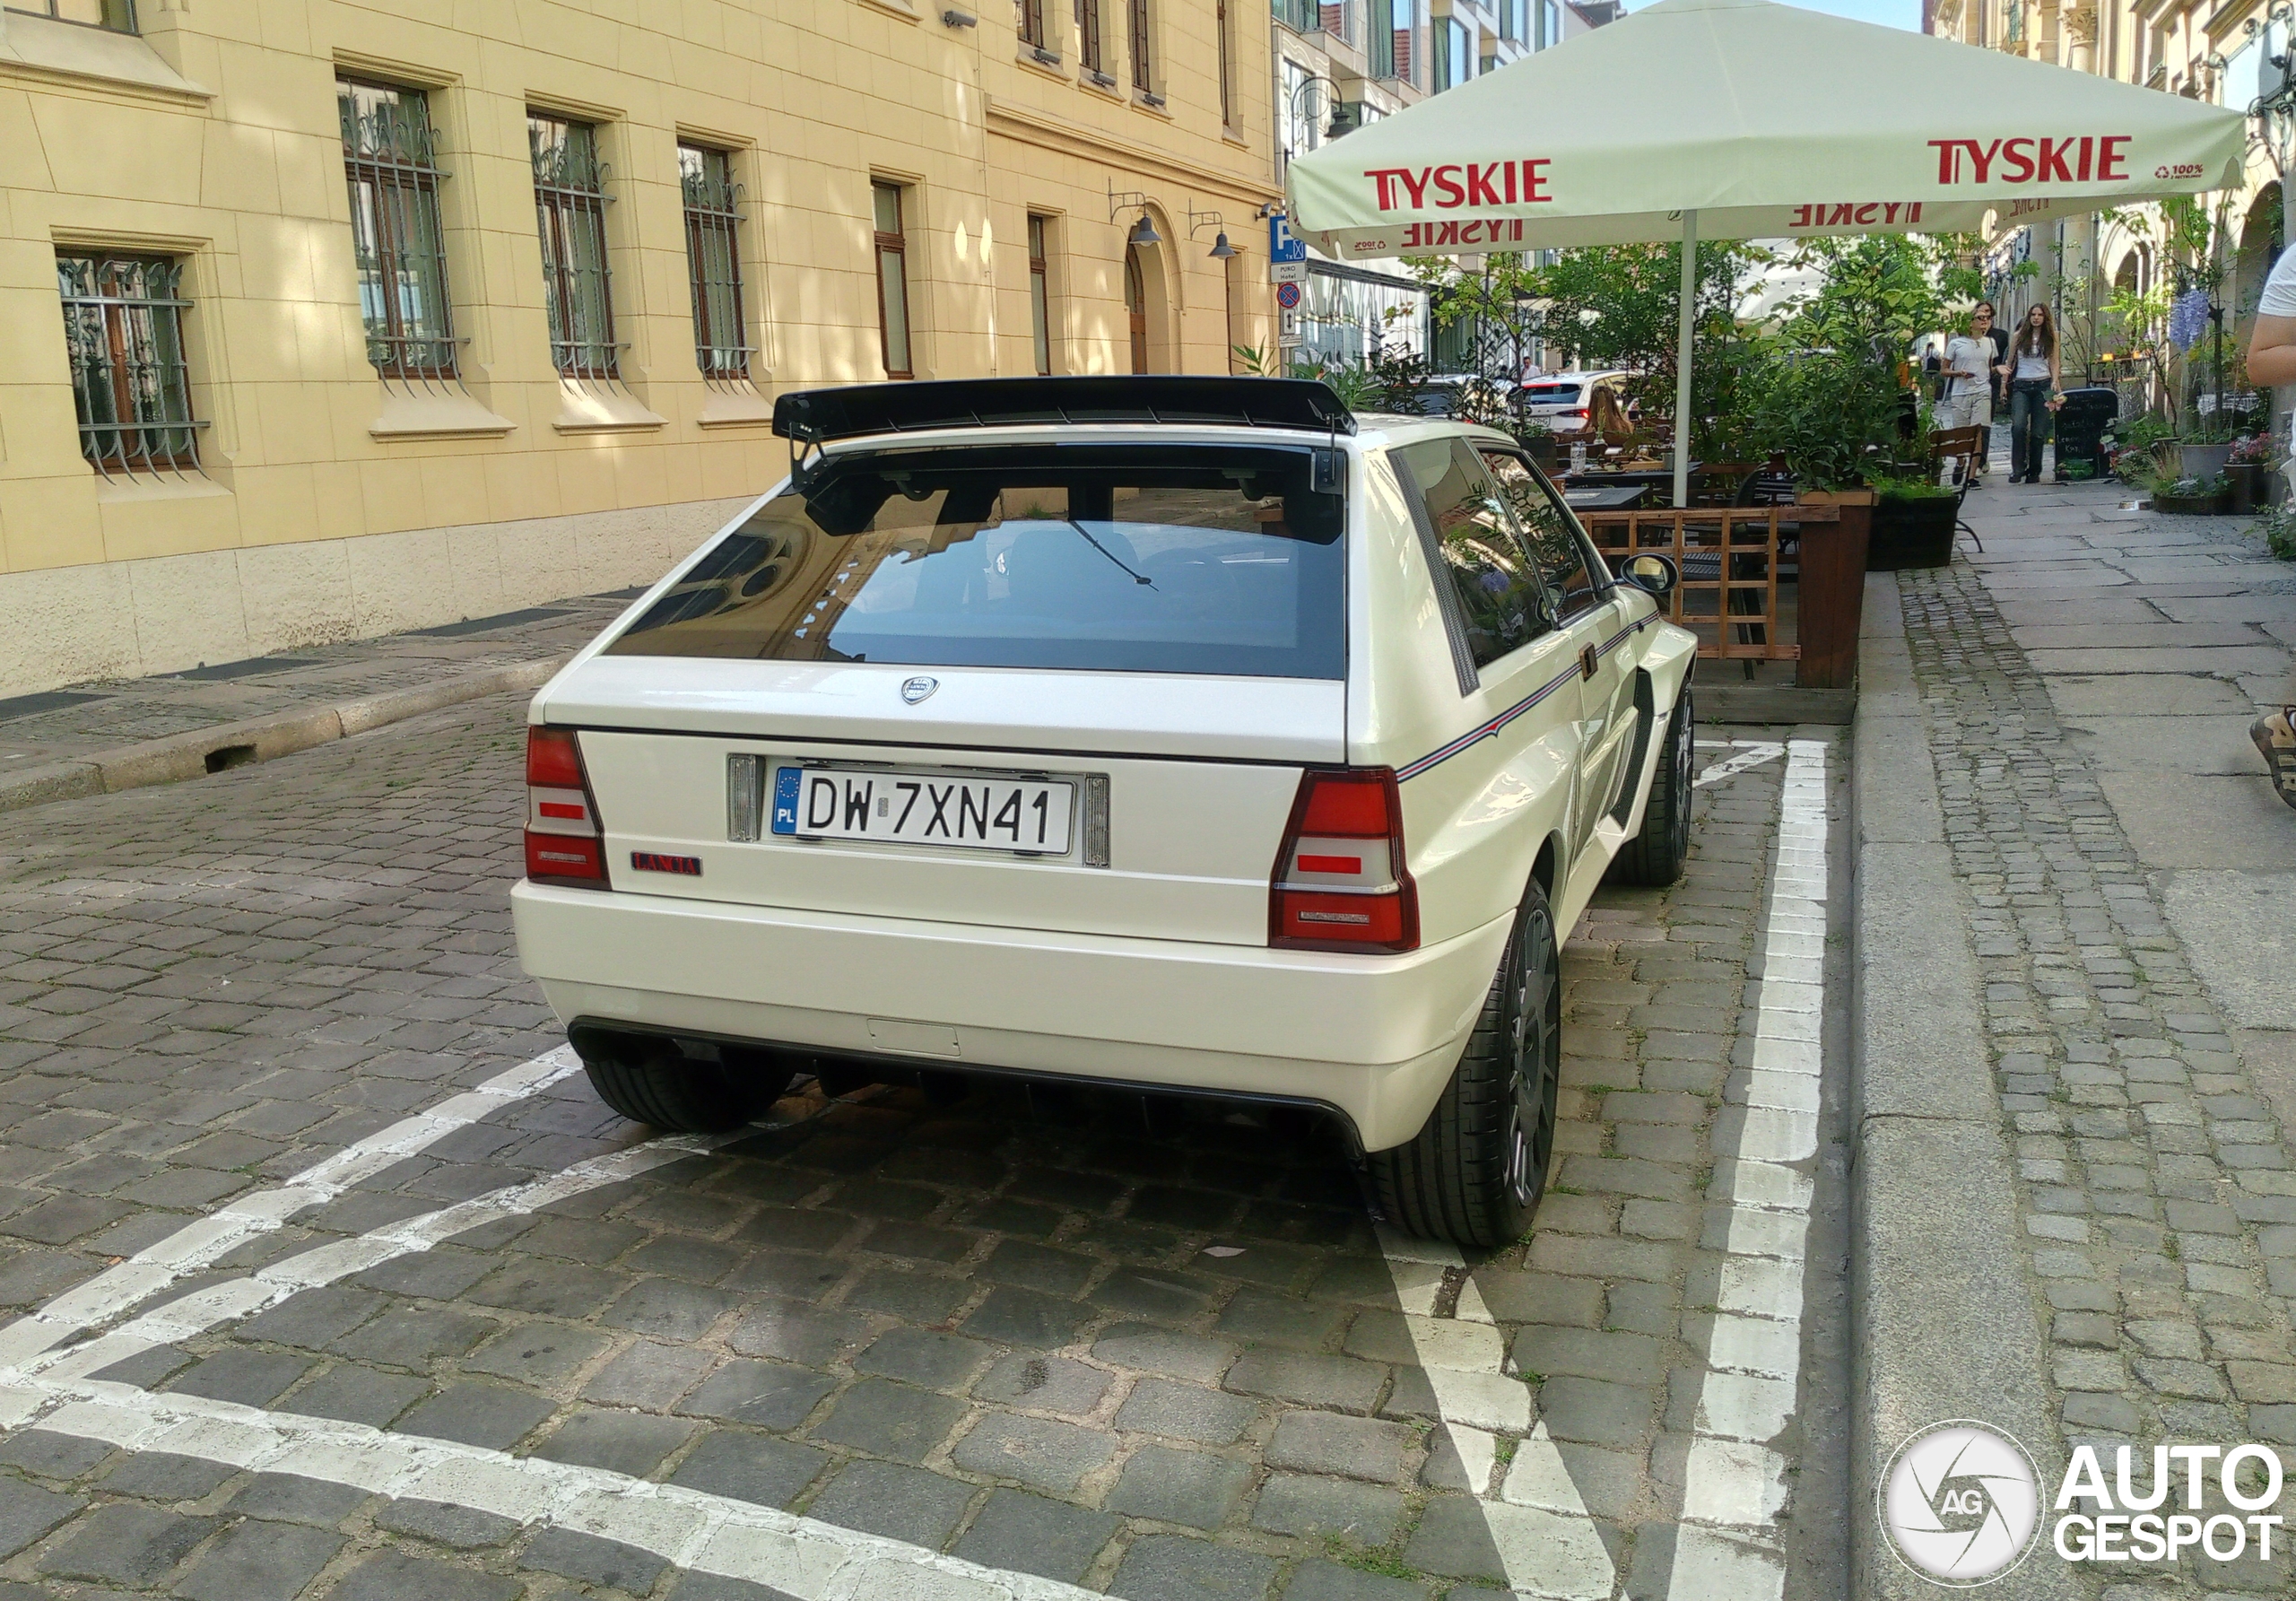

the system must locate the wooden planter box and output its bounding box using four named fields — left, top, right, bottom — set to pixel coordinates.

left=2152, top=491, right=2231, bottom=516
left=1791, top=492, right=1870, bottom=691
left=1866, top=496, right=1958, bottom=570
